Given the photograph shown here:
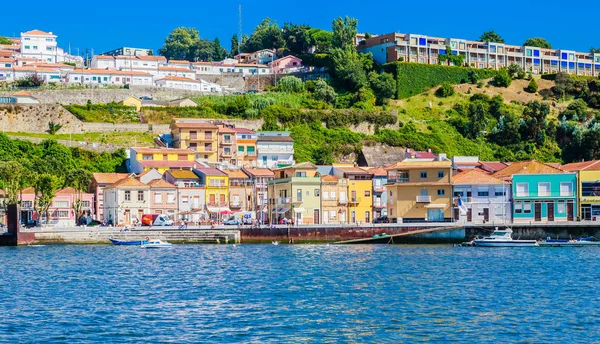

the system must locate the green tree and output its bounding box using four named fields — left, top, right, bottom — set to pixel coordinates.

left=436, top=82, right=455, bottom=98
left=282, top=23, right=312, bottom=55
left=276, top=76, right=304, bottom=93
left=0, top=36, right=13, bottom=45
left=230, top=34, right=240, bottom=57
left=212, top=38, right=227, bottom=61
left=523, top=37, right=552, bottom=49
left=242, top=18, right=285, bottom=52
left=159, top=27, right=203, bottom=61
left=65, top=169, right=92, bottom=225
left=329, top=46, right=367, bottom=91
left=479, top=30, right=505, bottom=43
left=467, top=102, right=487, bottom=138
left=493, top=68, right=512, bottom=87
left=331, top=16, right=358, bottom=49
left=33, top=173, right=60, bottom=226
left=308, top=29, right=333, bottom=53
left=490, top=113, right=521, bottom=145
left=0, top=161, right=25, bottom=205
left=525, top=78, right=538, bottom=93
left=438, top=46, right=464, bottom=66
left=591, top=48, right=600, bottom=54
left=521, top=101, right=550, bottom=145
left=48, top=121, right=63, bottom=135
left=313, top=79, right=337, bottom=104
left=369, top=72, right=396, bottom=105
